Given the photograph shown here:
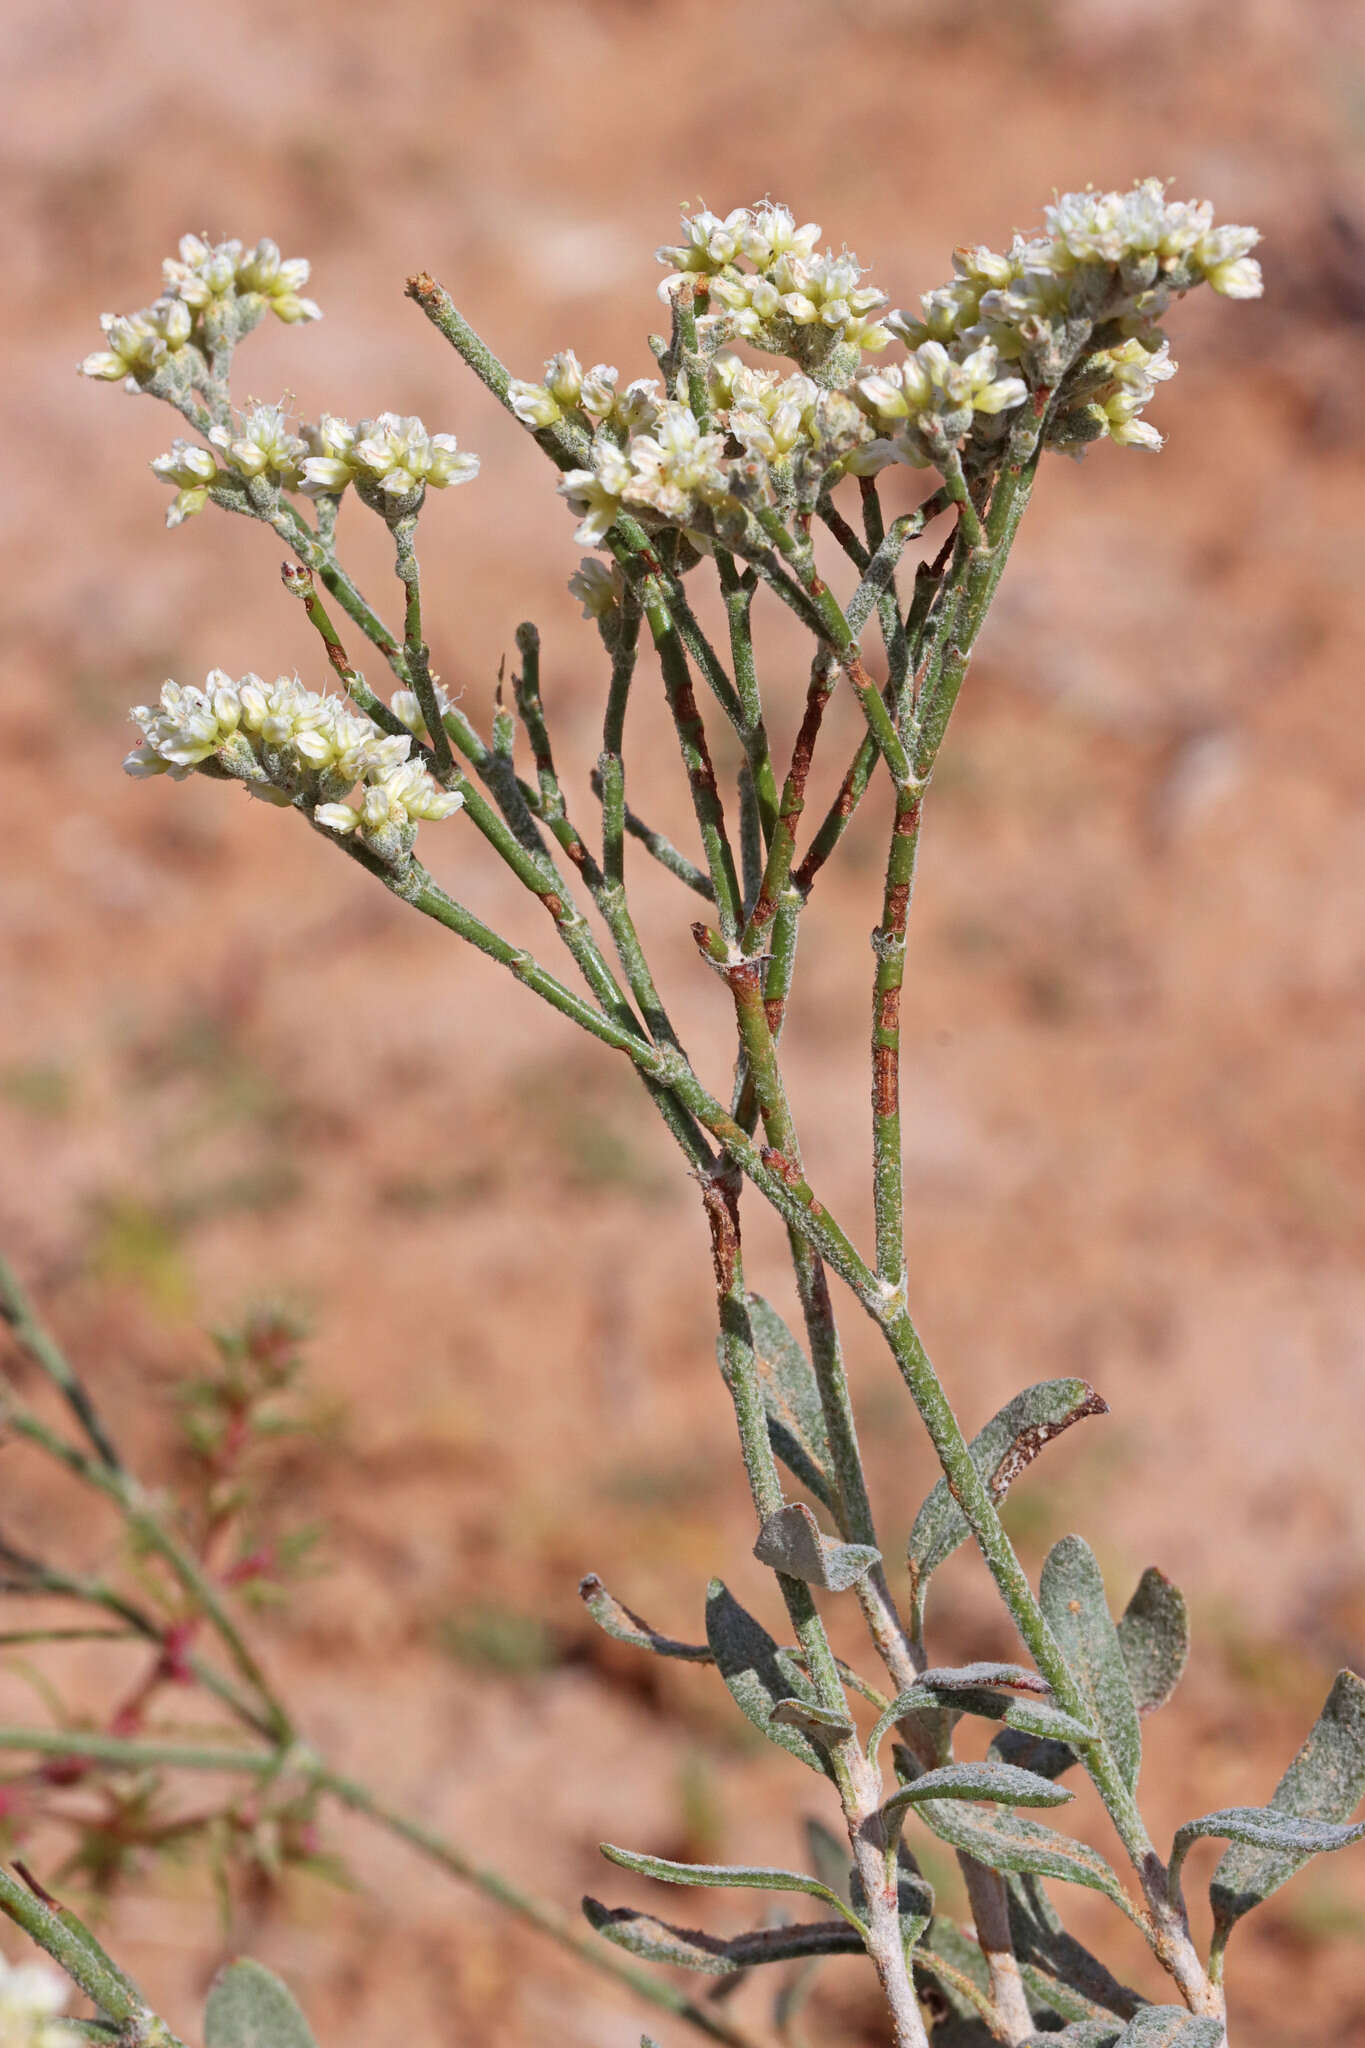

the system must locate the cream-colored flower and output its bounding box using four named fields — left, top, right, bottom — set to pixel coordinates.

left=621, top=402, right=731, bottom=526
left=347, top=413, right=480, bottom=497
left=209, top=404, right=309, bottom=487
left=79, top=298, right=192, bottom=381
left=299, top=414, right=359, bottom=495
left=234, top=236, right=322, bottom=322
left=124, top=671, right=245, bottom=777
left=558, top=436, right=632, bottom=546
left=568, top=557, right=626, bottom=620
left=150, top=439, right=219, bottom=526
